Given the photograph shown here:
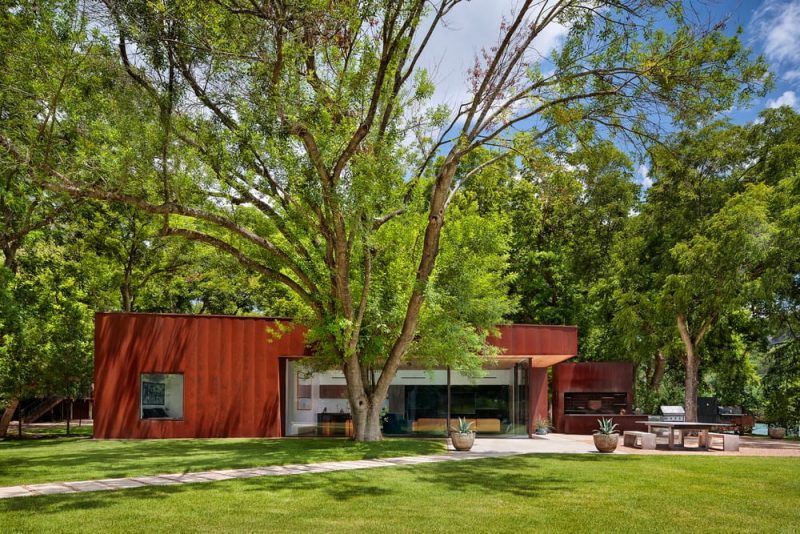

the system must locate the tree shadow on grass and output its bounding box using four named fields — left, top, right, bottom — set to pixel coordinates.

left=0, top=437, right=445, bottom=485
left=0, top=484, right=189, bottom=515
left=269, top=471, right=395, bottom=501
left=0, top=469, right=396, bottom=517
left=0, top=453, right=643, bottom=519
left=407, top=453, right=643, bottom=498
